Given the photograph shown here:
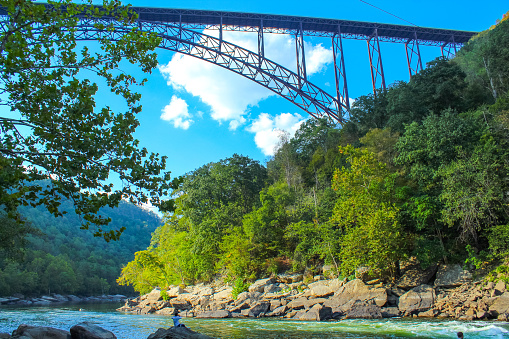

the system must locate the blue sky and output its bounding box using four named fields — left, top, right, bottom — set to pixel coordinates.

left=108, top=0, right=507, bottom=180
